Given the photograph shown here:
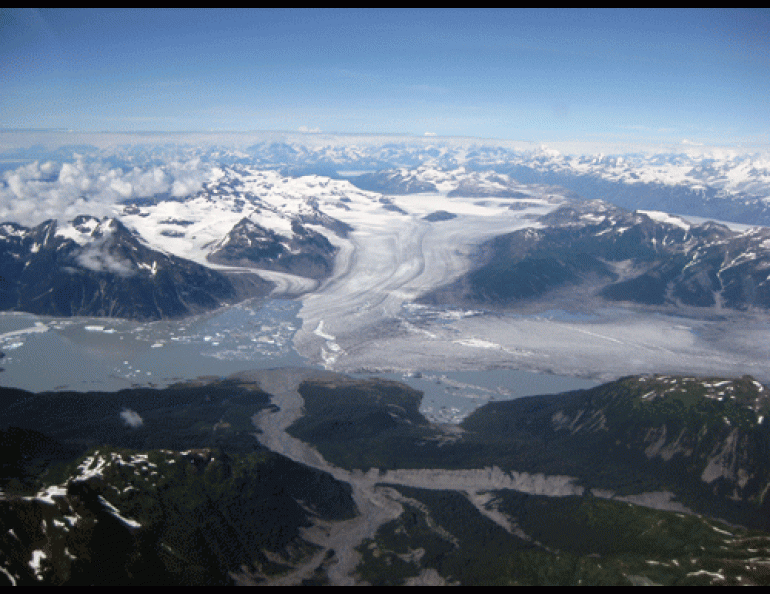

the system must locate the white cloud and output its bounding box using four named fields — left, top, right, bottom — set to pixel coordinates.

left=76, top=245, right=136, bottom=277
left=120, top=408, right=143, bottom=428
left=0, top=156, right=214, bottom=226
